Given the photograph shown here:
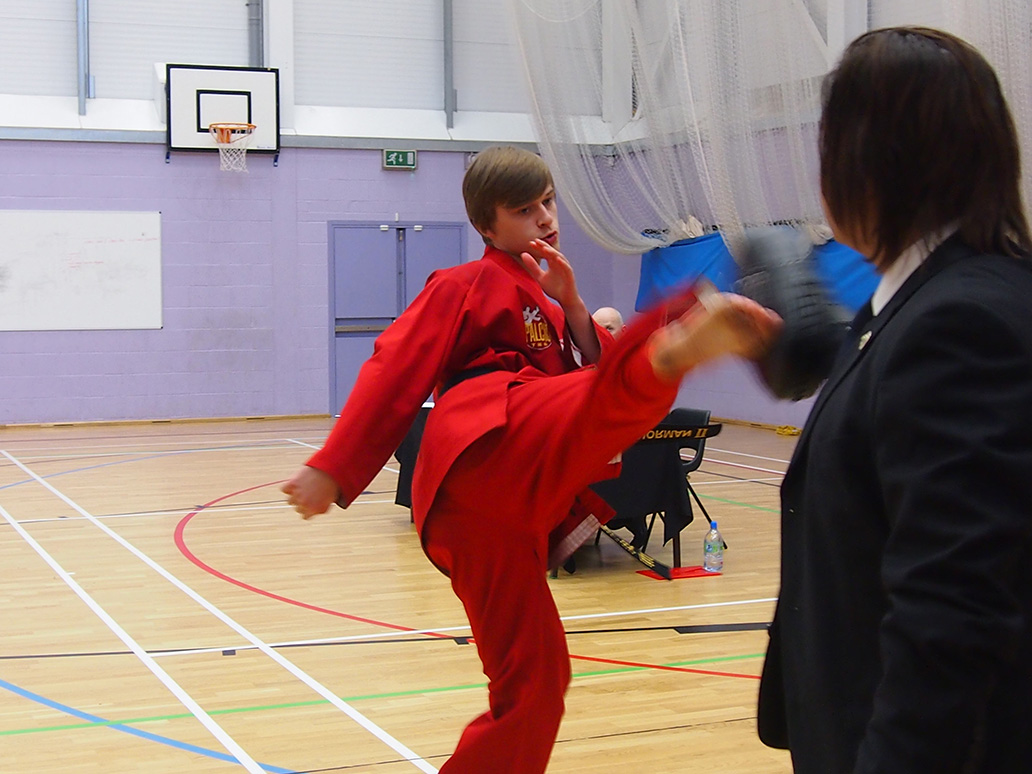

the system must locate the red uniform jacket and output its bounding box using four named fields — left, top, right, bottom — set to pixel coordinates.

left=307, top=245, right=617, bottom=533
